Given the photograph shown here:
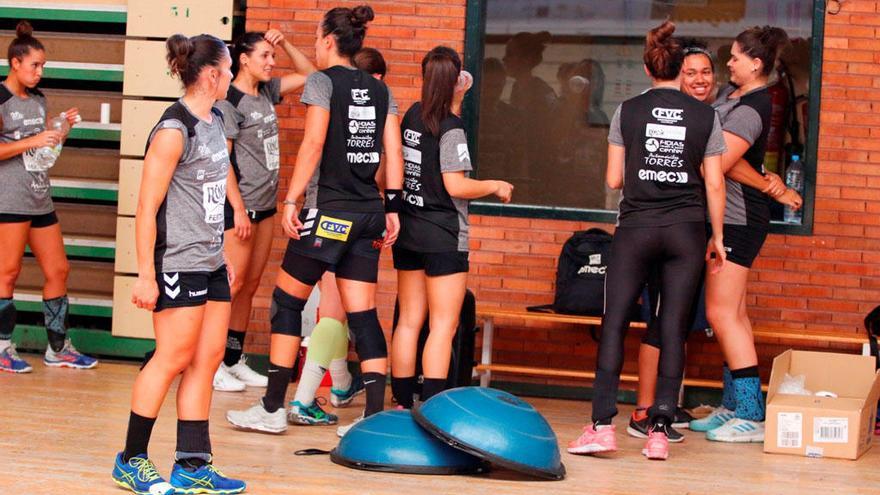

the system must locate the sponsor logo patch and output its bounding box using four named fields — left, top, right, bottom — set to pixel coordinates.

left=348, top=105, right=376, bottom=120
left=347, top=152, right=381, bottom=164
left=645, top=123, right=686, bottom=141
left=316, top=215, right=353, bottom=241
left=351, top=88, right=370, bottom=105
left=651, top=107, right=684, bottom=123
left=404, top=129, right=421, bottom=146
